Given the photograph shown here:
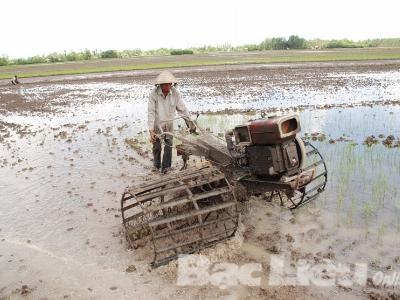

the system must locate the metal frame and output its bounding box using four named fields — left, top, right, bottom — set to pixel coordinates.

left=121, top=165, right=239, bottom=267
